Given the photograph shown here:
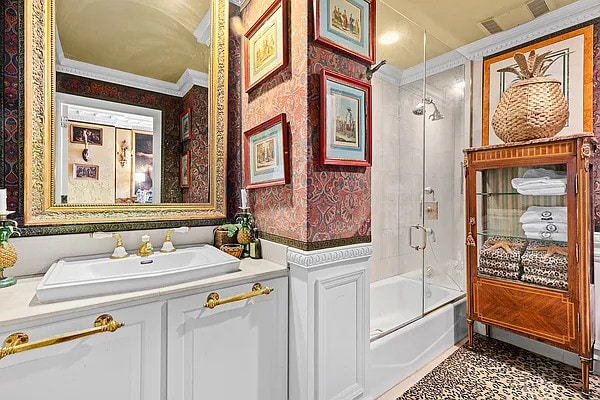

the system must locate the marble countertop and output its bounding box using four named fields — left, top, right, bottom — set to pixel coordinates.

left=0, top=258, right=288, bottom=328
